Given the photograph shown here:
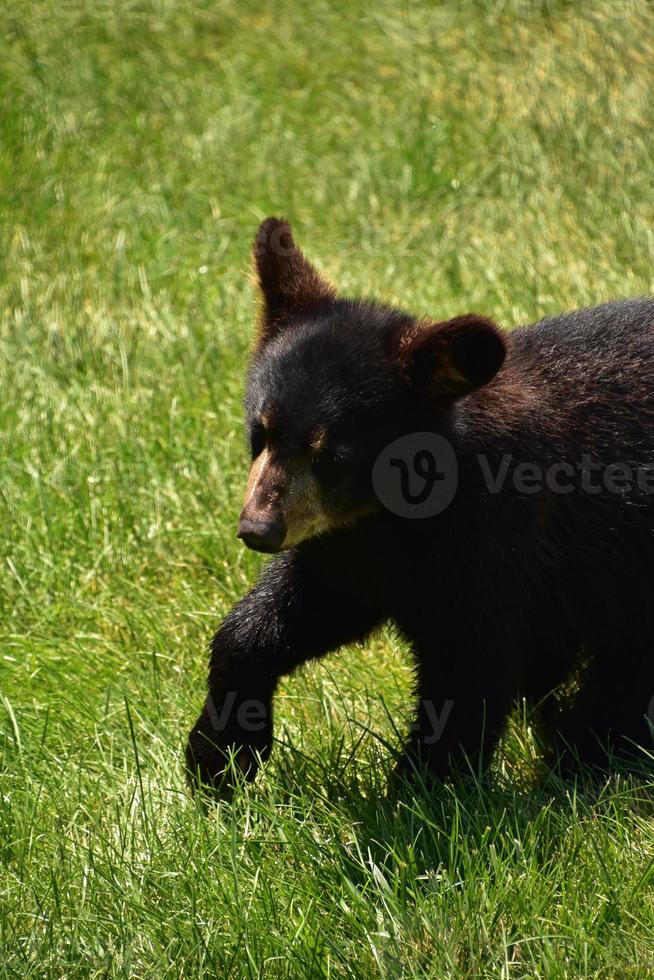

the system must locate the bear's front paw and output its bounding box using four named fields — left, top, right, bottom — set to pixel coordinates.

left=185, top=701, right=271, bottom=799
